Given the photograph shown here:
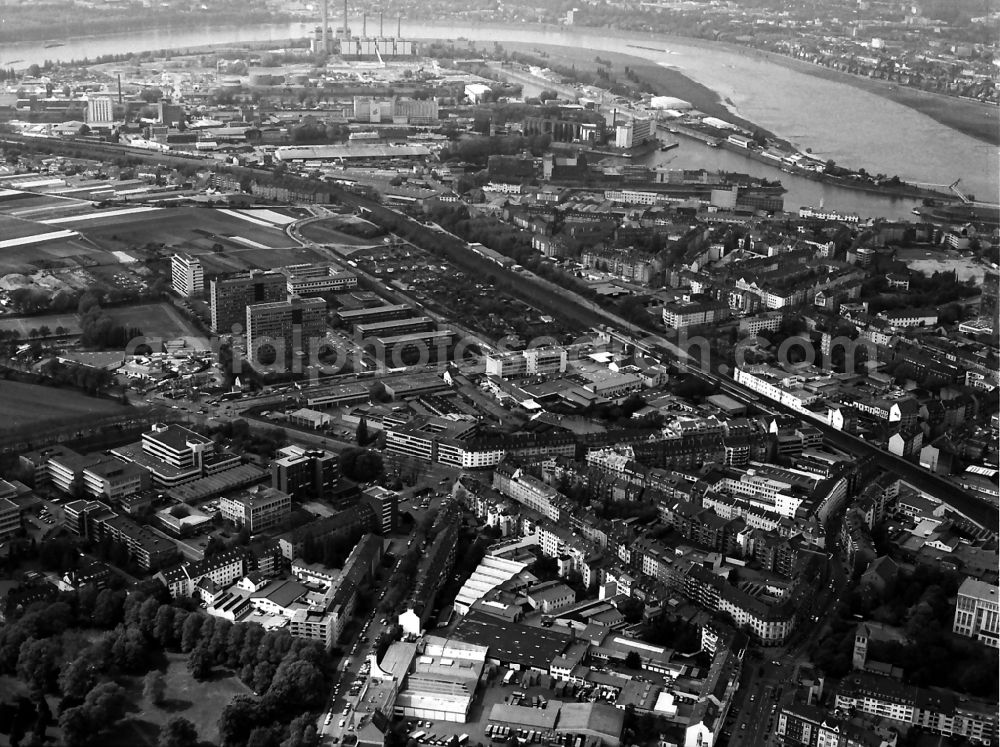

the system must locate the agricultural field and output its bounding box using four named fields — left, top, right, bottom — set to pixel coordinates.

left=0, top=236, right=121, bottom=274
left=0, top=380, right=130, bottom=431
left=76, top=207, right=292, bottom=253
left=0, top=214, right=53, bottom=240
